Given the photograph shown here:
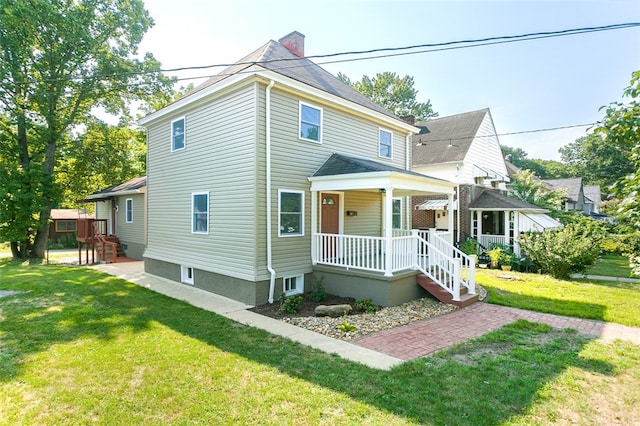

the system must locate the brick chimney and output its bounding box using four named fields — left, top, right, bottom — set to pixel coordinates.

left=278, top=31, right=305, bottom=57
